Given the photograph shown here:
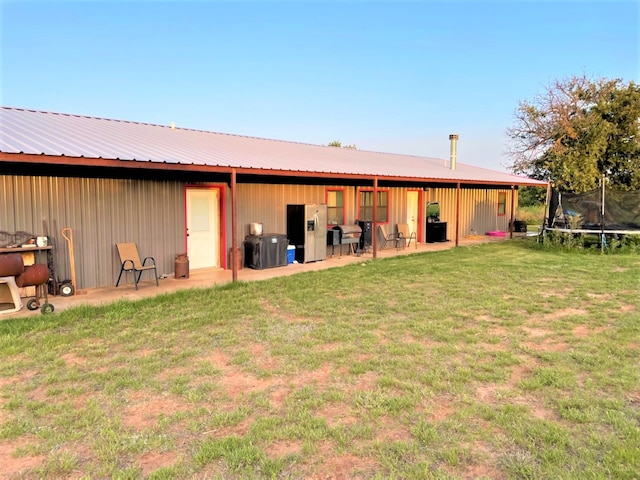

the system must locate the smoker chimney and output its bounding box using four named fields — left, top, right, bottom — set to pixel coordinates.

left=449, top=134, right=459, bottom=170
